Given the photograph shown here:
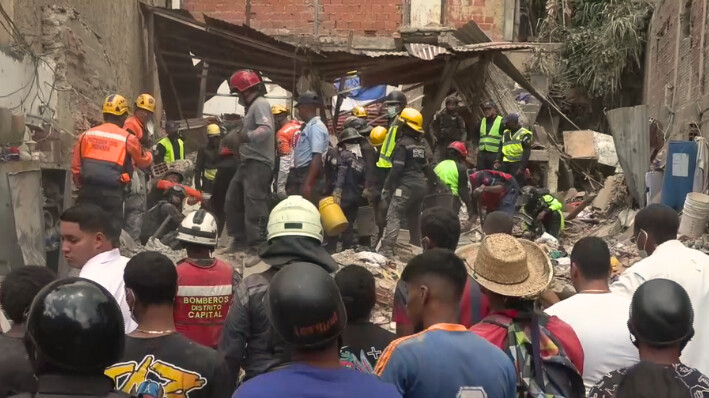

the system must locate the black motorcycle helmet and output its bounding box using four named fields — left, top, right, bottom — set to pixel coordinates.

left=343, top=117, right=373, bottom=136
left=25, top=278, right=125, bottom=373
left=384, top=90, right=408, bottom=106
left=629, top=279, right=694, bottom=348
left=266, top=262, right=346, bottom=348
left=339, top=127, right=362, bottom=144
